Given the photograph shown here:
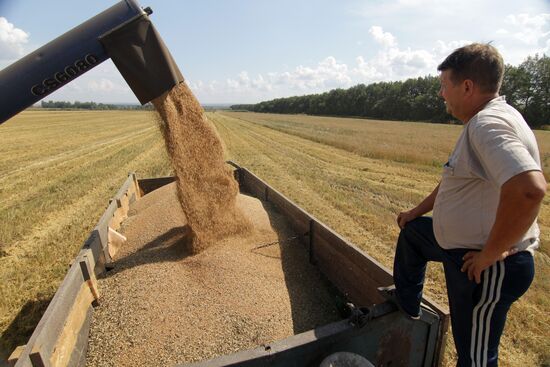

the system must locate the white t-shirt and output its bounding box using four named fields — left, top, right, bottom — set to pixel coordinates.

left=433, top=96, right=541, bottom=253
